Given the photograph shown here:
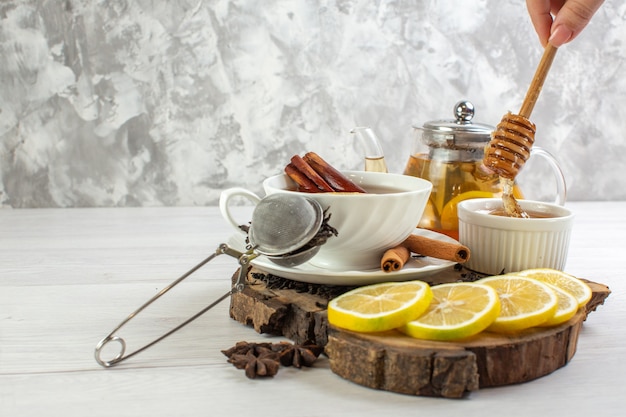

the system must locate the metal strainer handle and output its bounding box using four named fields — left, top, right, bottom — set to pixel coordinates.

left=94, top=244, right=256, bottom=368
